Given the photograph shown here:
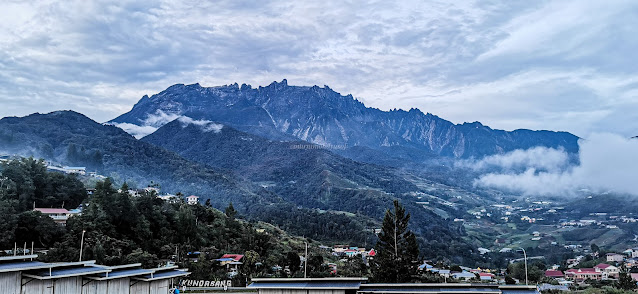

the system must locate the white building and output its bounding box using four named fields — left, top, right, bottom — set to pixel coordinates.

left=186, top=195, right=199, bottom=205
left=607, top=253, right=624, bottom=263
